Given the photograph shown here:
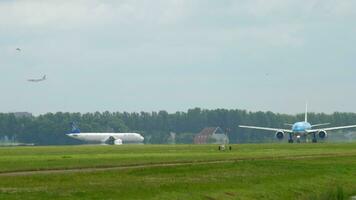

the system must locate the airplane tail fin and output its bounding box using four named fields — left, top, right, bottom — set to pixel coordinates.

left=43, top=75, right=46, bottom=80
left=70, top=122, right=80, bottom=133
left=304, top=102, right=308, bottom=122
